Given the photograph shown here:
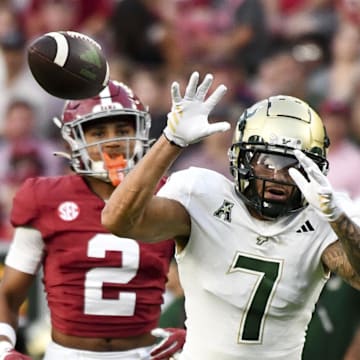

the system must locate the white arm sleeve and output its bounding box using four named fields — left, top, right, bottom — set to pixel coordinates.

left=5, top=227, right=44, bottom=274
